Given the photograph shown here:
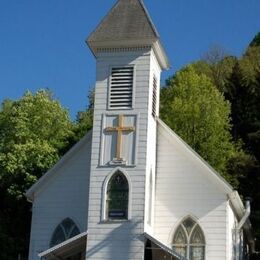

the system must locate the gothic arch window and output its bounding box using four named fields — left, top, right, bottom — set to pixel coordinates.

left=106, top=170, right=129, bottom=220
left=172, top=217, right=205, bottom=260
left=50, top=218, right=80, bottom=247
